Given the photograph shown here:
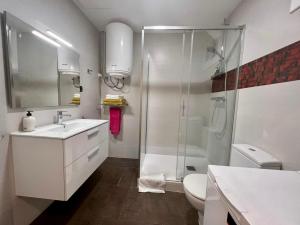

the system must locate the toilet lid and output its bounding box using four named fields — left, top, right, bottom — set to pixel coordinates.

left=183, top=174, right=207, bottom=200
